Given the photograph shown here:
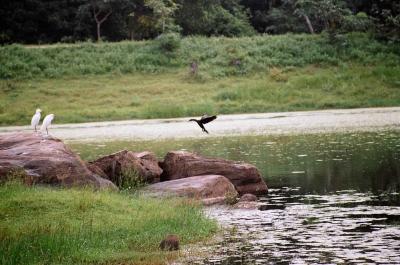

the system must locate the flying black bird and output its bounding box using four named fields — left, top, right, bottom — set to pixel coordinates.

left=189, top=114, right=217, bottom=134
